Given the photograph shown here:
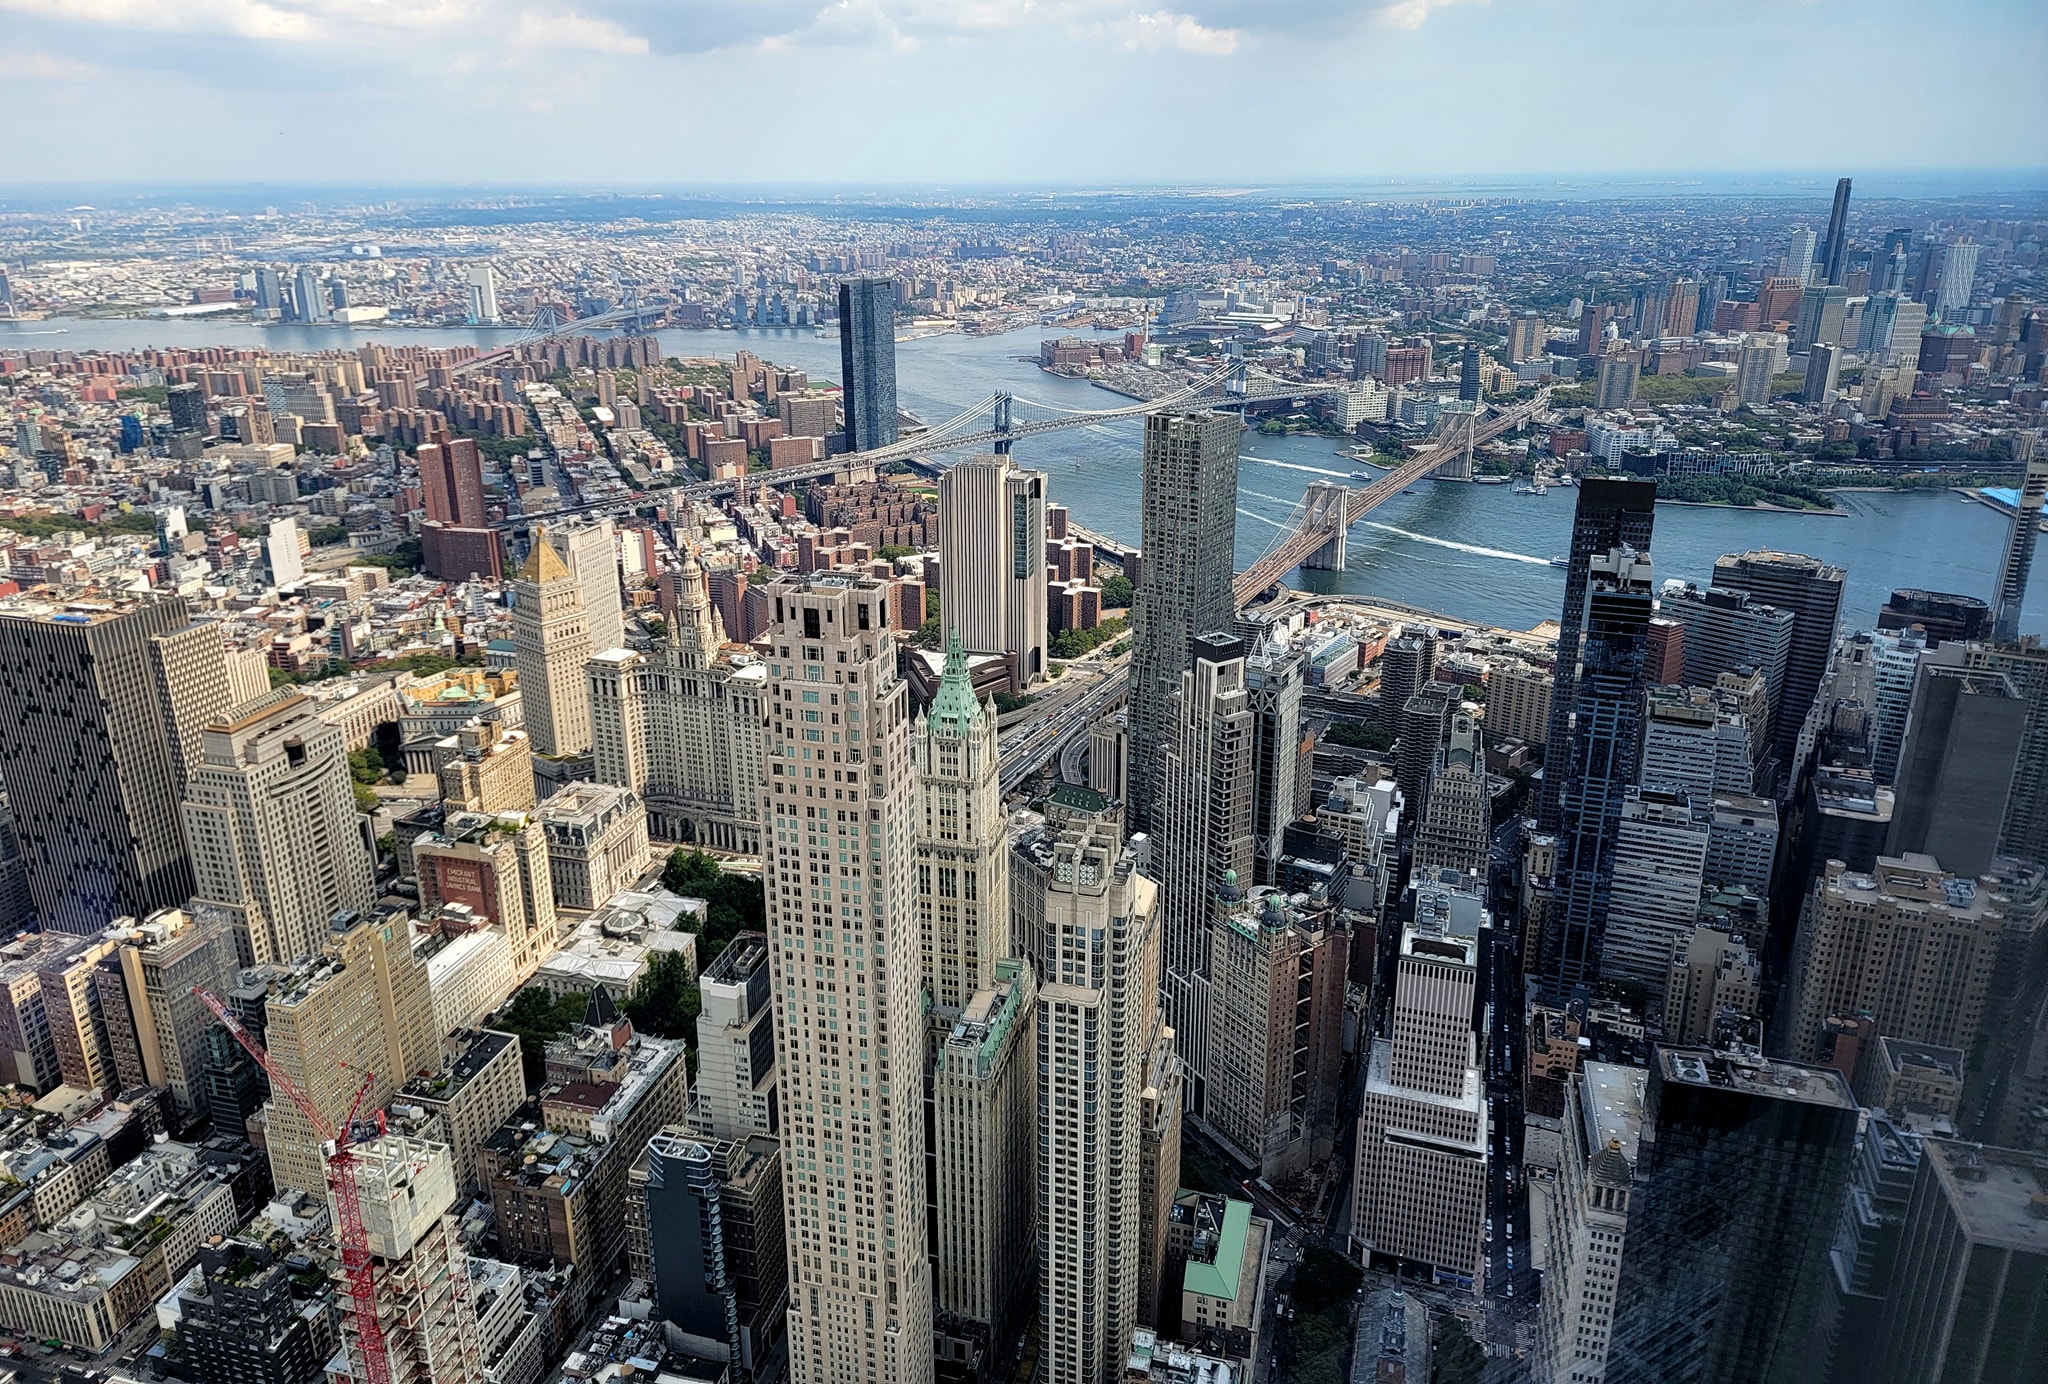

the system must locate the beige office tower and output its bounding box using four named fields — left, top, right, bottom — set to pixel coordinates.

left=937, top=455, right=1048, bottom=690
left=588, top=545, right=767, bottom=852
left=1411, top=709, right=1489, bottom=883
left=1135, top=1035, right=1183, bottom=1334
left=414, top=812, right=559, bottom=982
left=931, top=960, right=1038, bottom=1368
left=262, top=910, right=439, bottom=1194
left=691, top=931, right=777, bottom=1142
left=1351, top=876, right=1488, bottom=1286
left=1487, top=662, right=1553, bottom=748
left=149, top=617, right=240, bottom=794
left=36, top=937, right=120, bottom=1094
left=1155, top=633, right=1255, bottom=1117
left=182, top=689, right=377, bottom=967
left=1031, top=799, right=1176, bottom=1384
left=546, top=517, right=626, bottom=656
left=438, top=720, right=536, bottom=816
left=1779, top=854, right=2005, bottom=1064
left=912, top=632, right=1008, bottom=1013
left=1087, top=713, right=1127, bottom=802
left=759, top=575, right=931, bottom=1384
left=1529, top=1063, right=1647, bottom=1384
left=1663, top=924, right=1761, bottom=1046
left=336, top=1137, right=486, bottom=1384
left=513, top=534, right=593, bottom=757
left=98, top=907, right=238, bottom=1121
left=1204, top=882, right=1348, bottom=1181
